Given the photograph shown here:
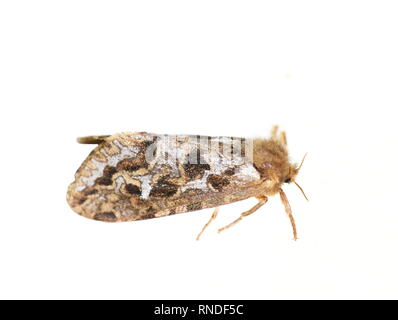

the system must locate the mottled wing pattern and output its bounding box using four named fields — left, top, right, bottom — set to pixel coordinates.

left=67, top=132, right=263, bottom=222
